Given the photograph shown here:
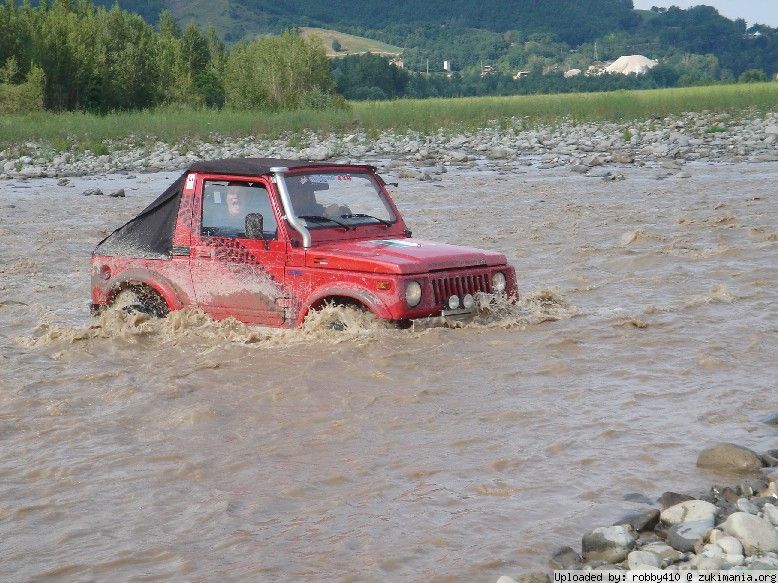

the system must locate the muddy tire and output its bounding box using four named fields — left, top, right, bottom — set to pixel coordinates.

left=112, top=287, right=169, bottom=317
left=306, top=300, right=377, bottom=331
